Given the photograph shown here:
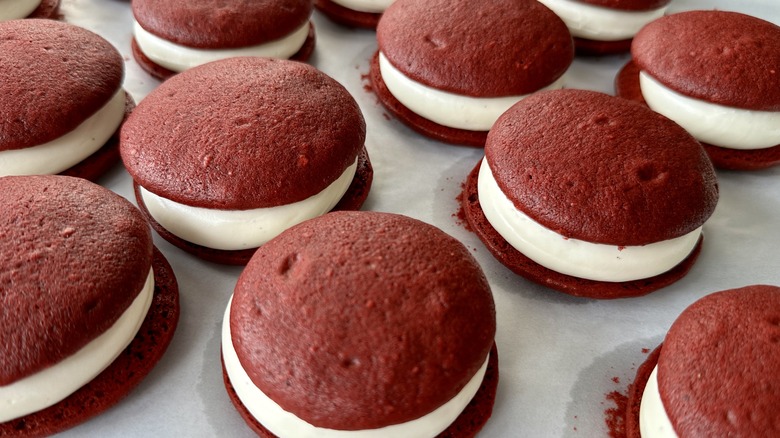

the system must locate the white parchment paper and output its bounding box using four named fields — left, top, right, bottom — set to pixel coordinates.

left=51, top=0, right=780, bottom=436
